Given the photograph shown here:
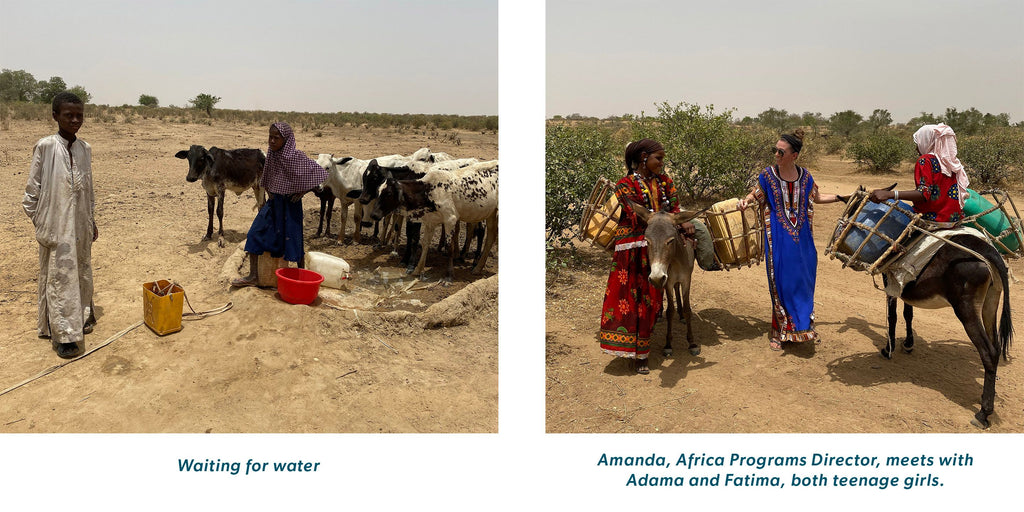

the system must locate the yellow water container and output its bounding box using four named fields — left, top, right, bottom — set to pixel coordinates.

left=706, top=198, right=763, bottom=266
left=142, top=280, right=184, bottom=335
left=584, top=193, right=620, bottom=251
